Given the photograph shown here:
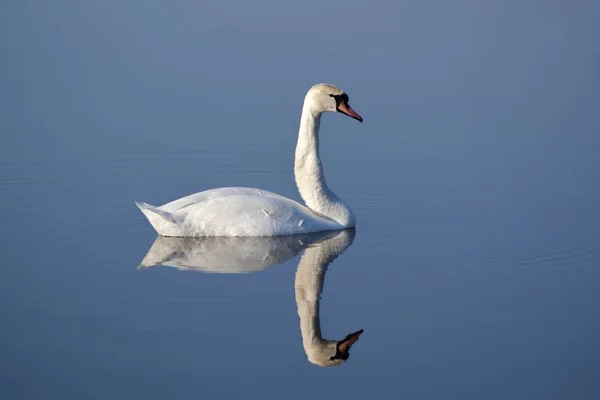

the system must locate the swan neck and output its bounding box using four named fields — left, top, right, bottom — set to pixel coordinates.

left=294, top=106, right=354, bottom=227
